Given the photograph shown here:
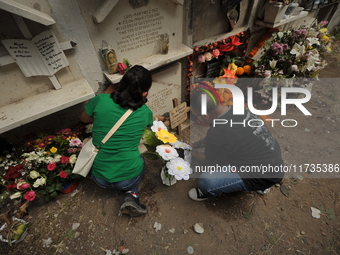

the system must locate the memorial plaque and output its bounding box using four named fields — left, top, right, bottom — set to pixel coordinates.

left=146, top=63, right=182, bottom=116
left=169, top=102, right=187, bottom=129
